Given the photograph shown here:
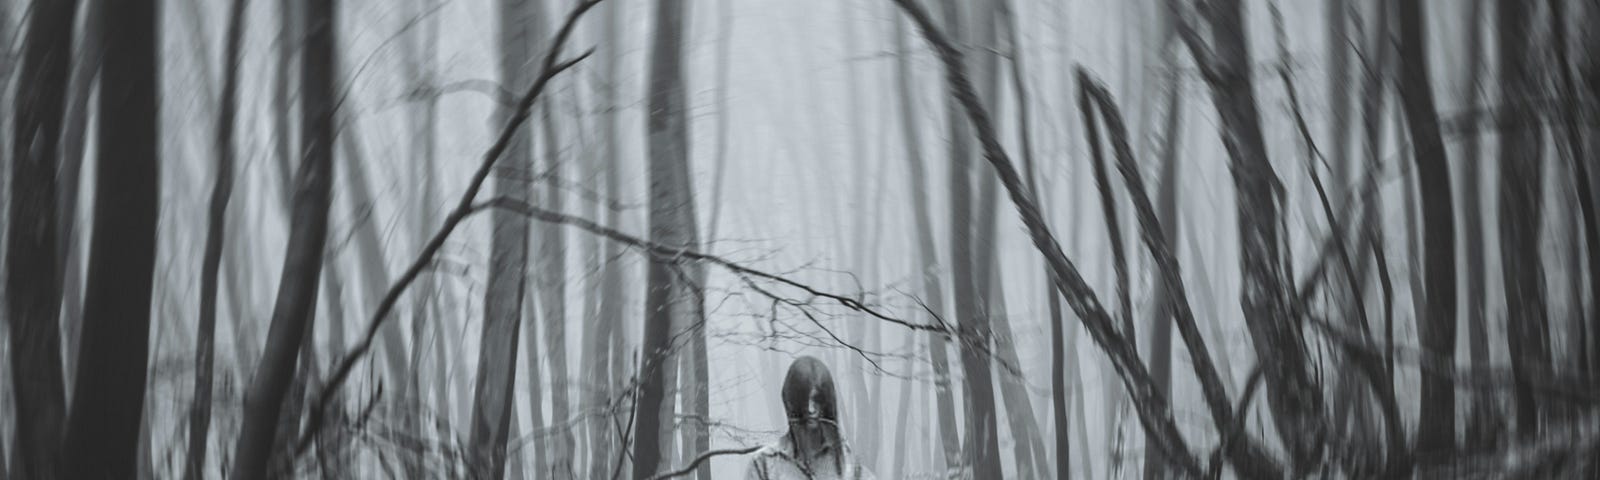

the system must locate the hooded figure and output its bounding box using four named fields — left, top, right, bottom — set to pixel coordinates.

left=746, top=356, right=875, bottom=480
